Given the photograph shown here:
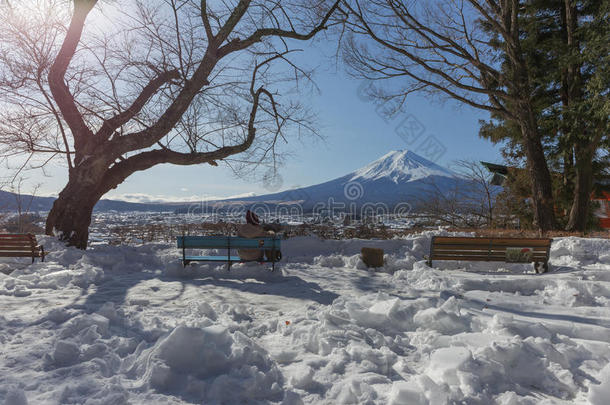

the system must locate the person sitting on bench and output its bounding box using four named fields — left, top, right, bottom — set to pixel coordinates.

left=237, top=210, right=276, bottom=261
